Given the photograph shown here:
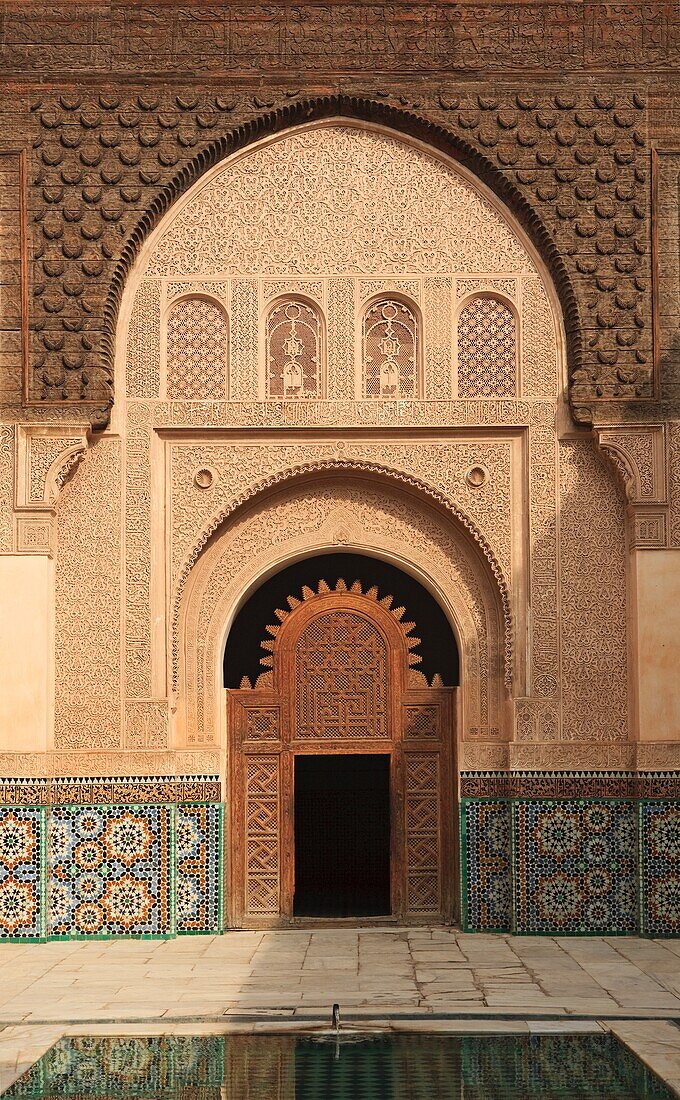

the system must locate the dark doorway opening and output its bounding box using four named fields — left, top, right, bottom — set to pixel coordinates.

left=294, top=754, right=391, bottom=918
